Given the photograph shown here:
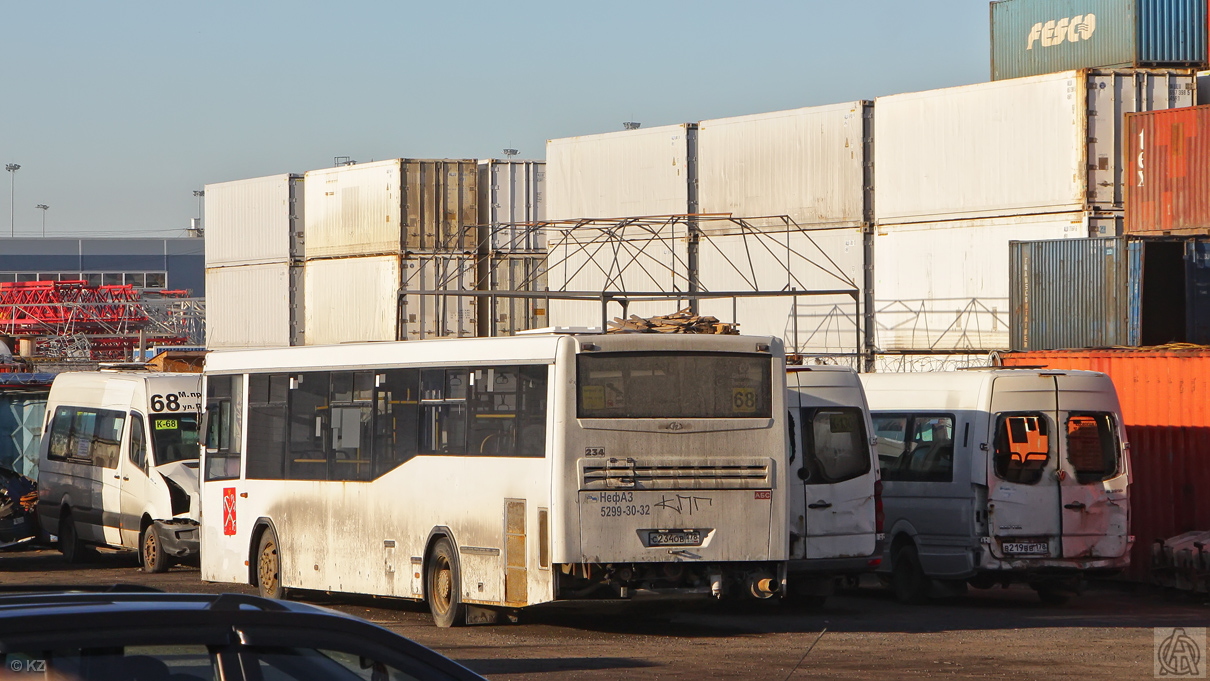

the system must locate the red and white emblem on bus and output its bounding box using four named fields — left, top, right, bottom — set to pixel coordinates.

left=222, top=487, right=237, bottom=536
